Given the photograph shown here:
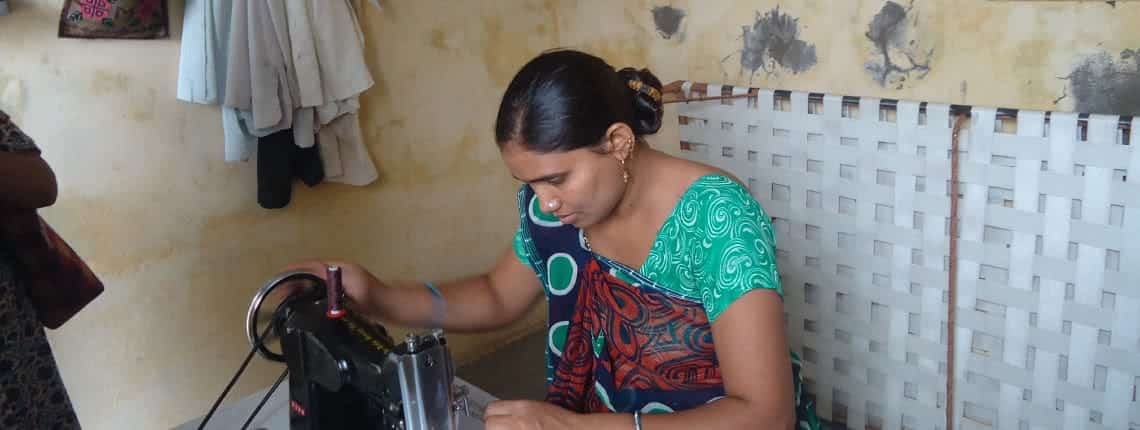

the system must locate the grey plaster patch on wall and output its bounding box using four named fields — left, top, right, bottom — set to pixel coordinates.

left=864, top=1, right=934, bottom=89
left=1061, top=49, right=1140, bottom=115
left=721, top=7, right=817, bottom=82
left=651, top=5, right=686, bottom=40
